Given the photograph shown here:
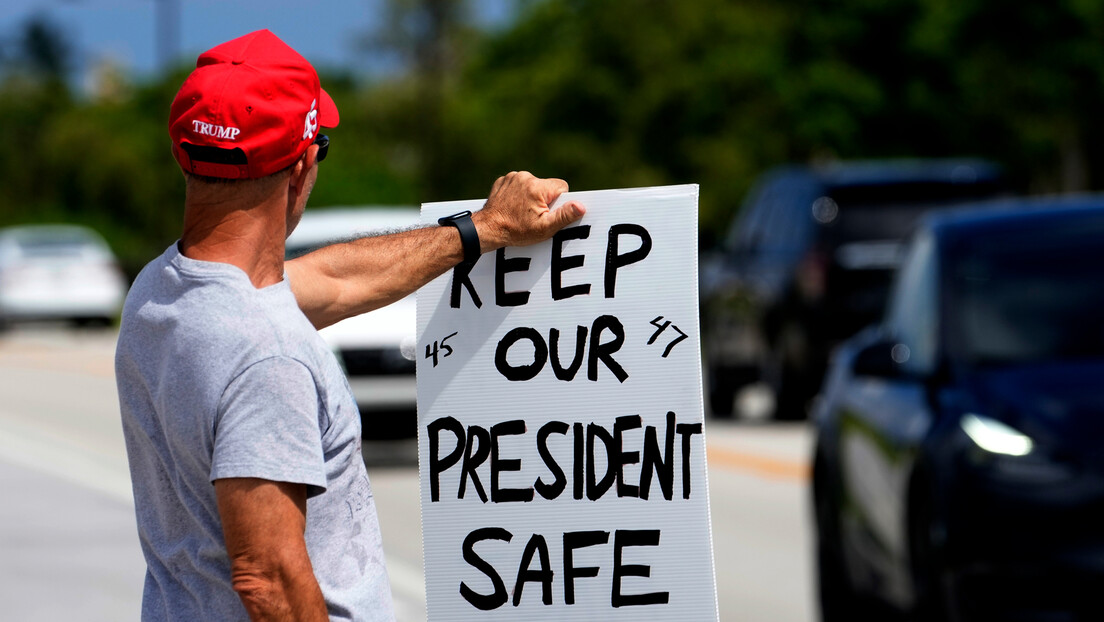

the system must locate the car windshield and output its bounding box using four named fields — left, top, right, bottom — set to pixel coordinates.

left=827, top=181, right=1005, bottom=244
left=18, top=230, right=99, bottom=255
left=285, top=243, right=324, bottom=260
left=951, top=220, right=1104, bottom=365
left=3, top=227, right=109, bottom=261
